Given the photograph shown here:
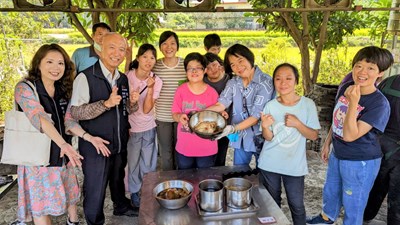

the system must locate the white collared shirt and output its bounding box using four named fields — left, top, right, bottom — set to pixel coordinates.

left=70, top=60, right=120, bottom=106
